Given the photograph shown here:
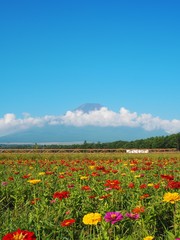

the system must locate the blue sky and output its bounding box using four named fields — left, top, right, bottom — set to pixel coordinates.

left=0, top=0, right=180, bottom=138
